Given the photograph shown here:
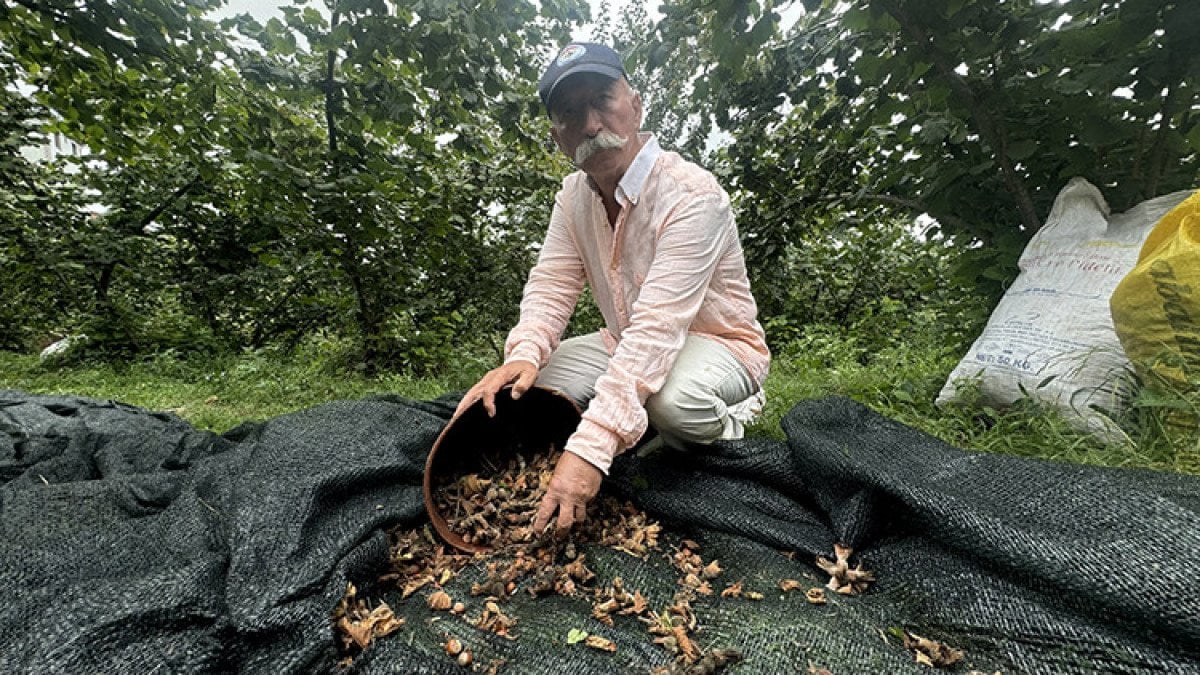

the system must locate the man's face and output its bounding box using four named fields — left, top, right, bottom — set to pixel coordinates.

left=548, top=73, right=643, bottom=174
